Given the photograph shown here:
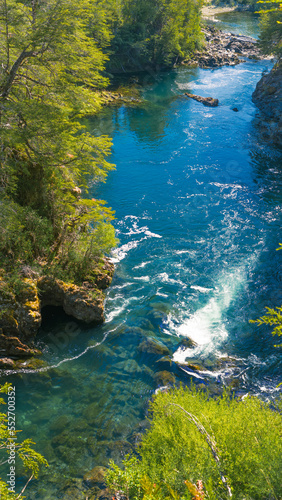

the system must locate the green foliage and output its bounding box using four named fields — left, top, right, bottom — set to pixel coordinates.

left=107, top=0, right=204, bottom=72
left=250, top=244, right=282, bottom=345
left=250, top=306, right=282, bottom=342
left=106, top=387, right=282, bottom=499
left=0, top=384, right=48, bottom=499
left=0, top=0, right=117, bottom=285
left=257, top=0, right=282, bottom=57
